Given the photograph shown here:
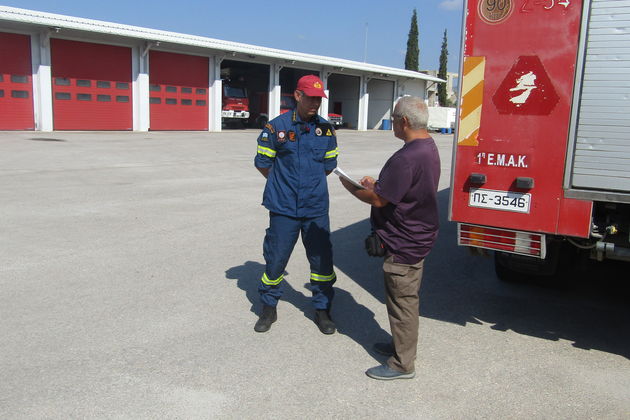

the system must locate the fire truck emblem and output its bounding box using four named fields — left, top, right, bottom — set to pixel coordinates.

left=479, top=0, right=513, bottom=24
left=509, top=72, right=537, bottom=106
left=493, top=56, right=559, bottom=115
